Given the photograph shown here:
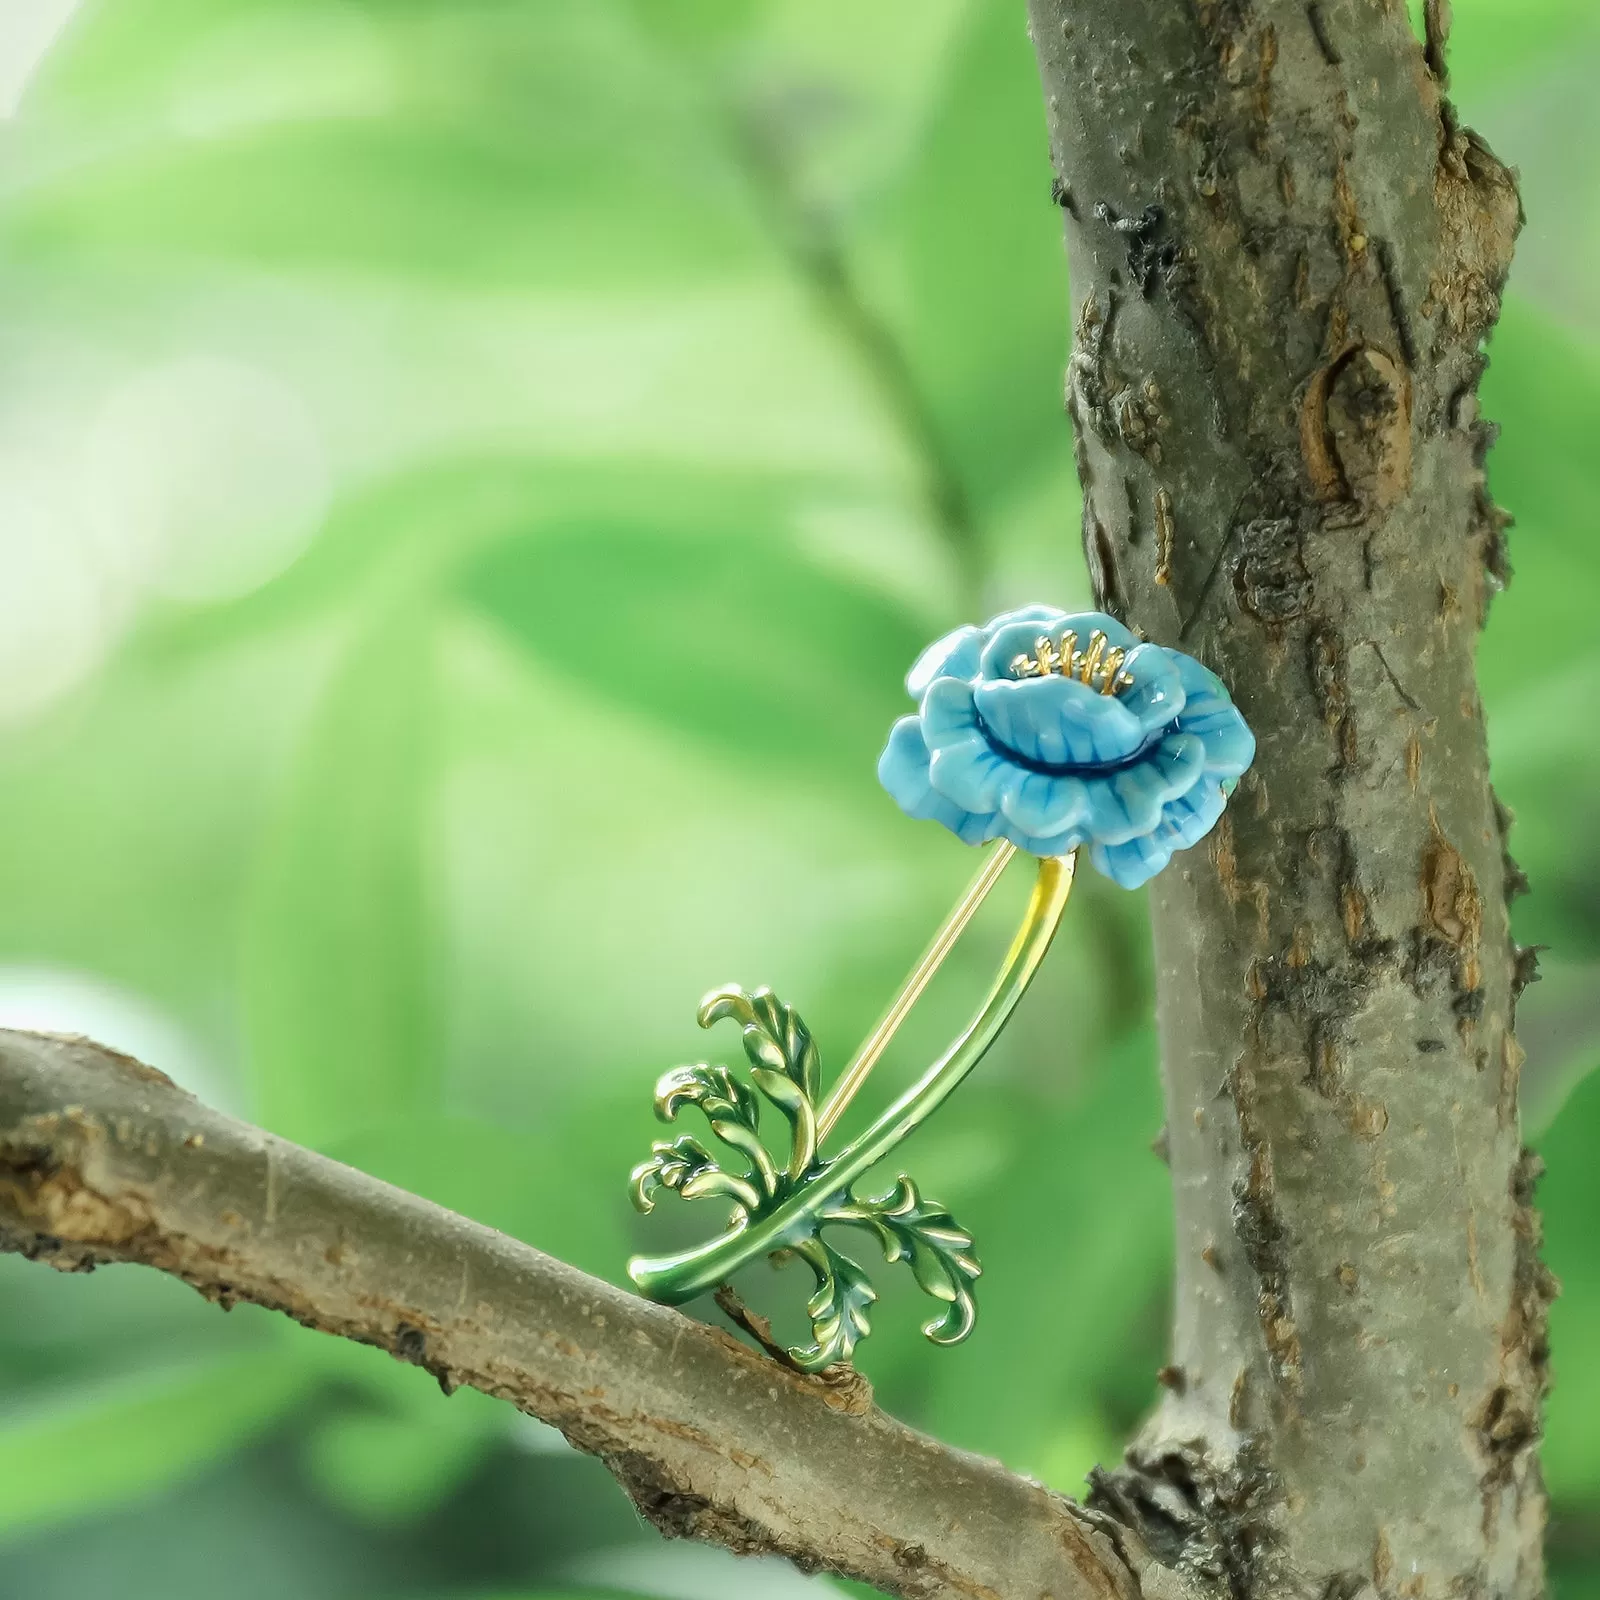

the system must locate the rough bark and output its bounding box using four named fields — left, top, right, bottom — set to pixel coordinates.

left=0, top=1028, right=1169, bottom=1600
left=1026, top=4, right=1550, bottom=1600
